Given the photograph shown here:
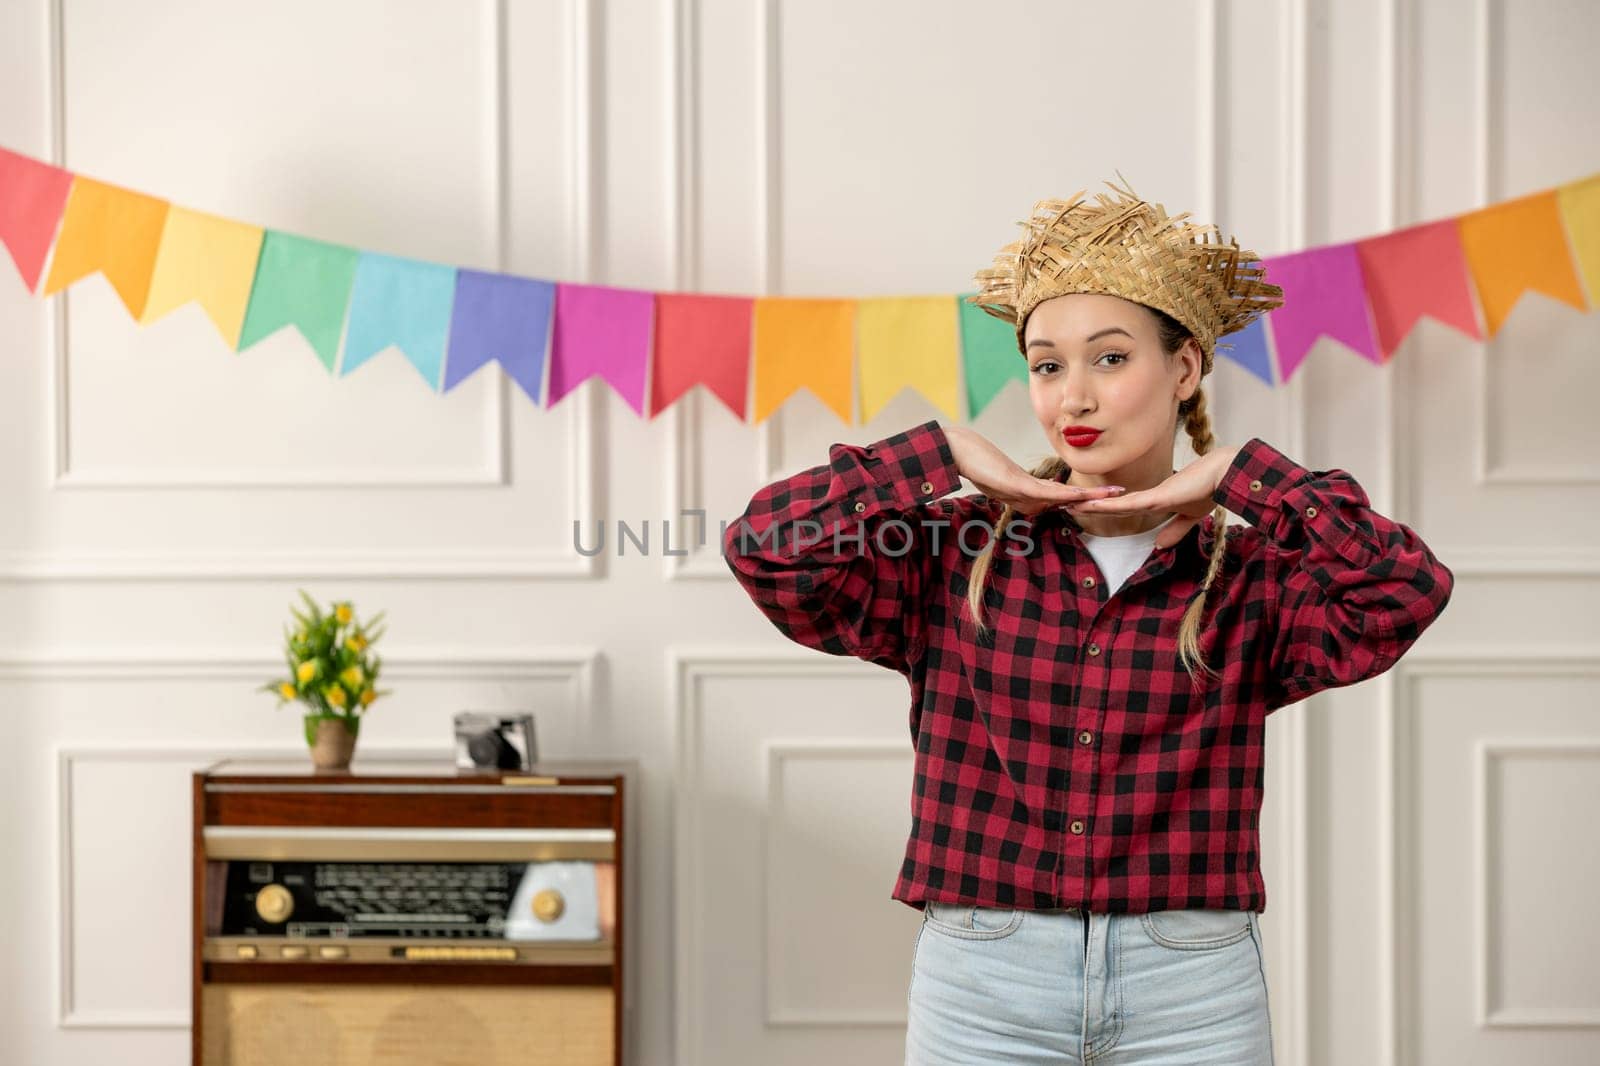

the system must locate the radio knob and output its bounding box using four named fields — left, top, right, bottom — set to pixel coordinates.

left=531, top=888, right=566, bottom=923
left=254, top=884, right=294, bottom=924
